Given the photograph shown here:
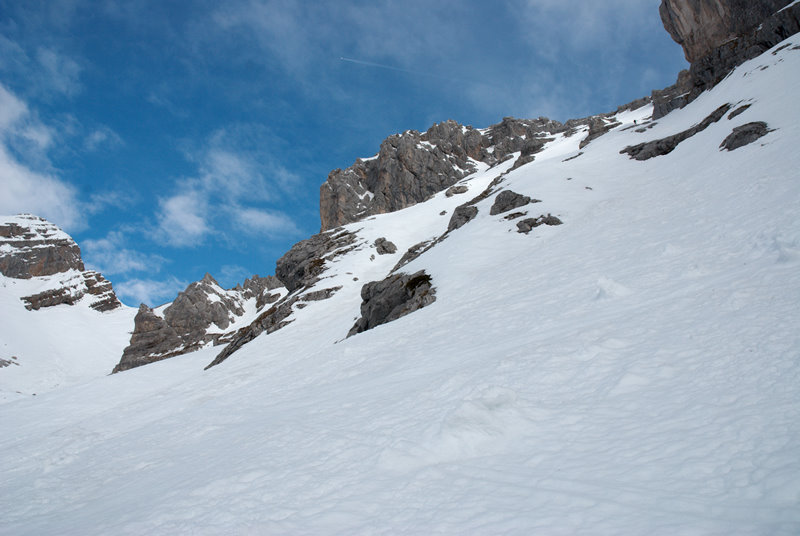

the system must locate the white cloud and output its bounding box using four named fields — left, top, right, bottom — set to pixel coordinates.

left=235, top=207, right=300, bottom=236
left=0, top=82, right=84, bottom=230
left=156, top=189, right=209, bottom=247
left=115, top=276, right=187, bottom=307
left=36, top=47, right=82, bottom=97
left=154, top=127, right=304, bottom=248
left=82, top=231, right=167, bottom=275
left=84, top=125, right=123, bottom=151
